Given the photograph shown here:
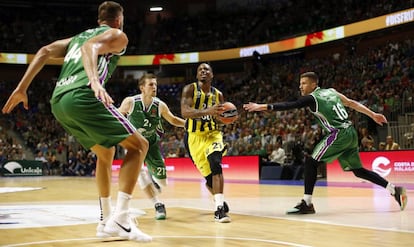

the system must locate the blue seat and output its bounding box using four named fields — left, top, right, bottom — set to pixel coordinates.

left=292, top=166, right=303, bottom=180
left=260, top=166, right=283, bottom=180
